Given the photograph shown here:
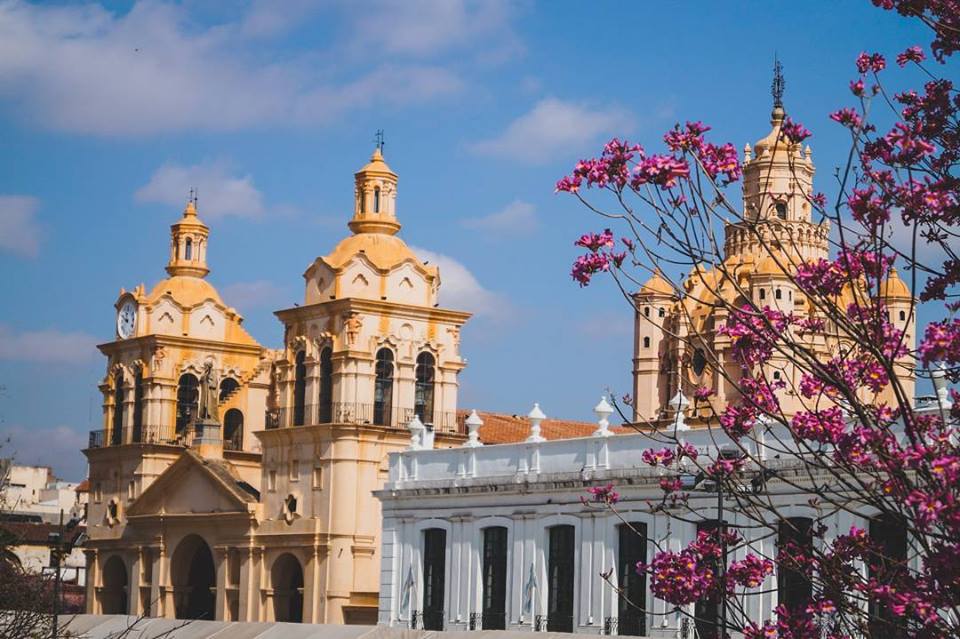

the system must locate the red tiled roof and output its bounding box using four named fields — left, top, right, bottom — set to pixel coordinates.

left=74, top=479, right=89, bottom=493
left=457, top=409, right=625, bottom=445
left=0, top=521, right=86, bottom=546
